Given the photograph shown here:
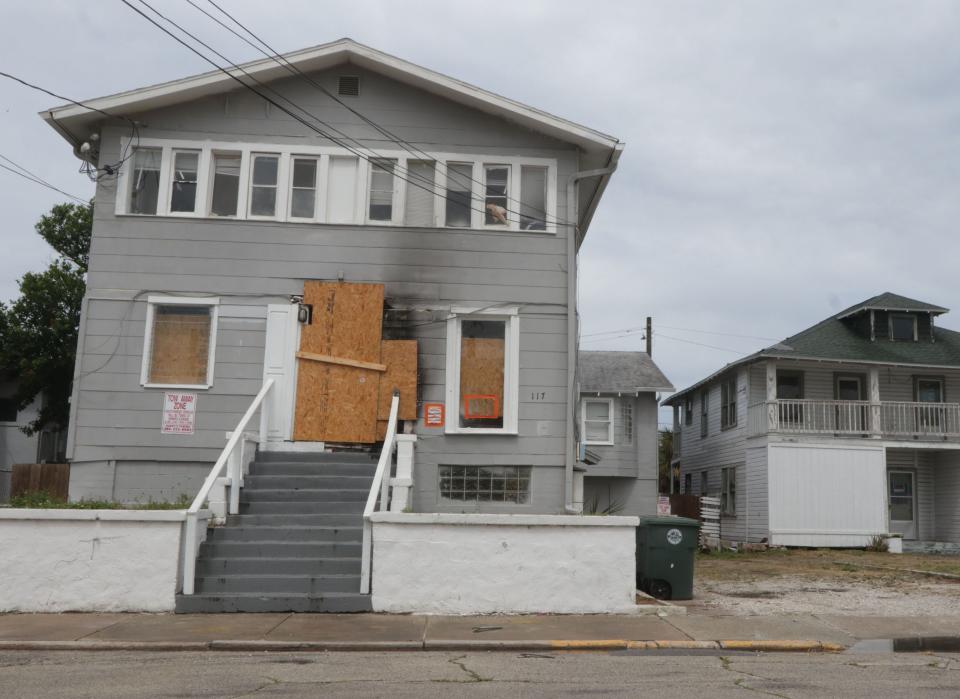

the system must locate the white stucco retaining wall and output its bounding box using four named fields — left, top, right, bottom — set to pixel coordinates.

left=0, top=509, right=209, bottom=612
left=370, top=513, right=639, bottom=614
